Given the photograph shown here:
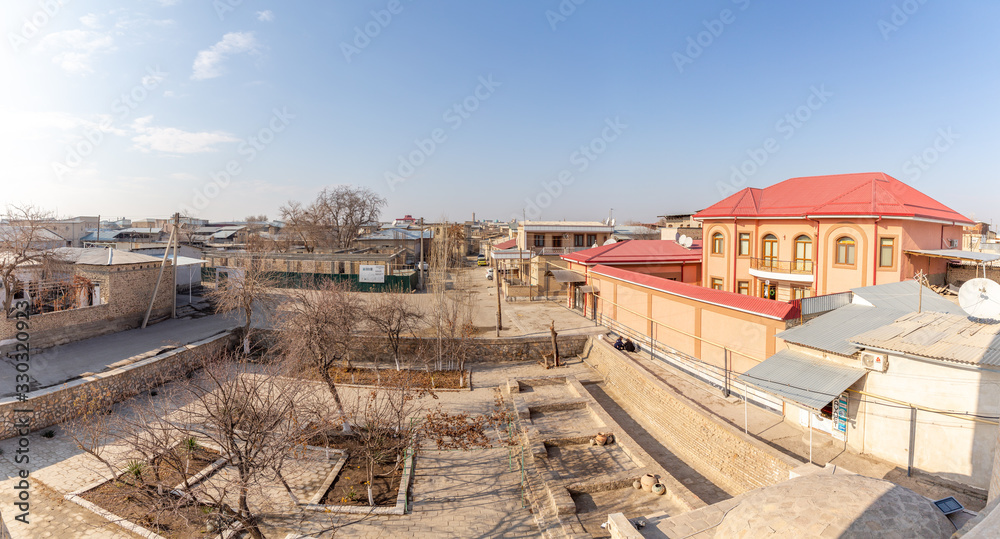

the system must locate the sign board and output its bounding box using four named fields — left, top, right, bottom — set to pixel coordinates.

left=359, top=264, right=386, bottom=283
left=832, top=391, right=849, bottom=441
